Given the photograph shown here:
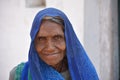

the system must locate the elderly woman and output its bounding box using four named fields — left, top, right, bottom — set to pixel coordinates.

left=9, top=8, right=99, bottom=80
